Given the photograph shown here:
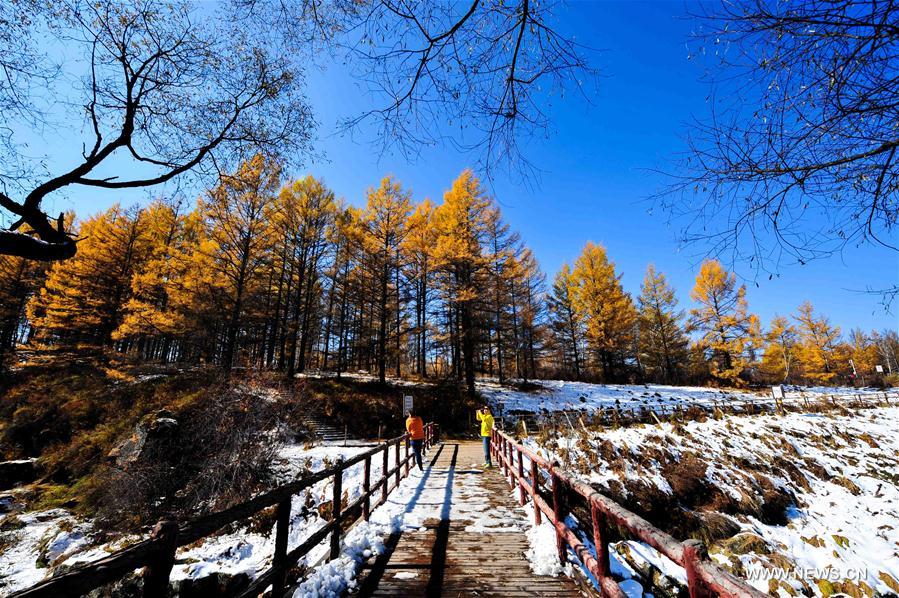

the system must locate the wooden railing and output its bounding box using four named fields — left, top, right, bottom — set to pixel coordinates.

left=491, top=428, right=766, bottom=598
left=13, top=423, right=439, bottom=598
